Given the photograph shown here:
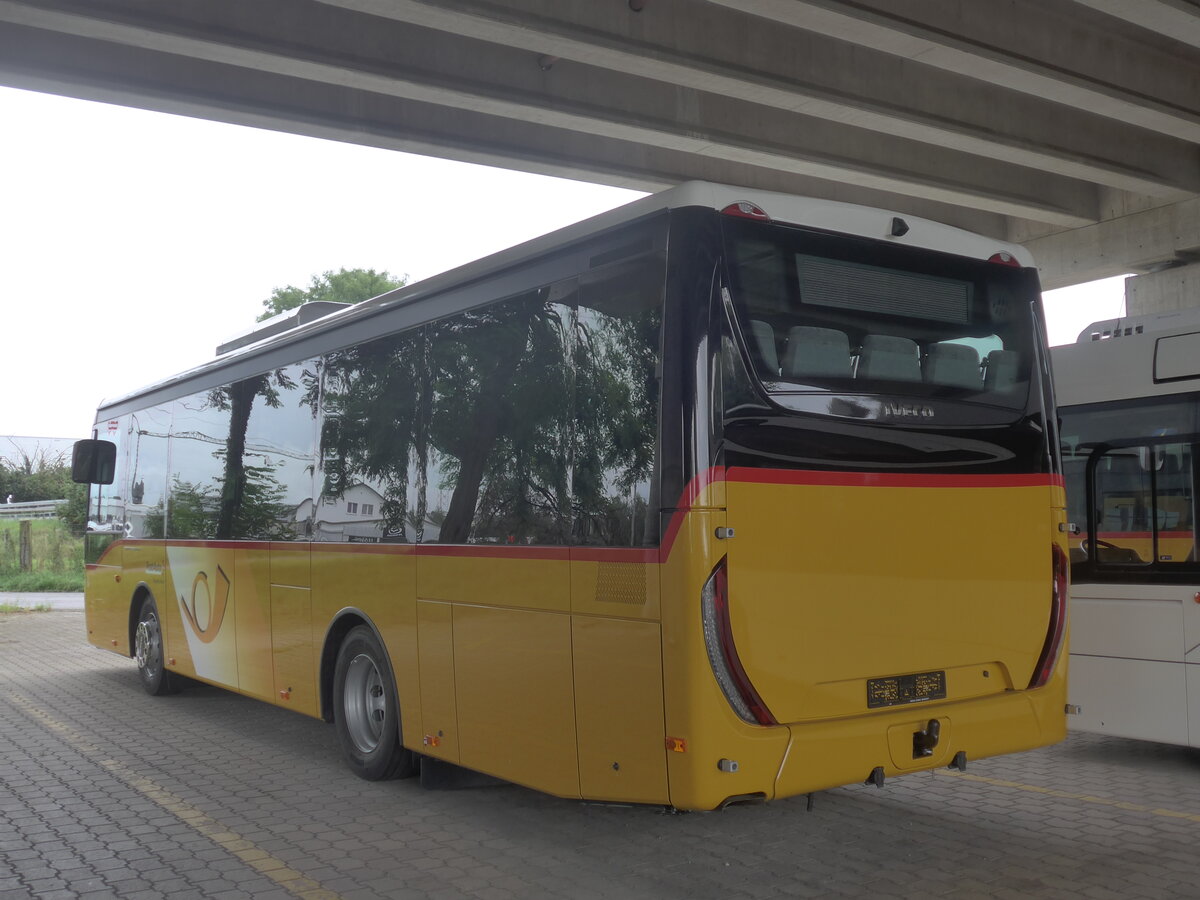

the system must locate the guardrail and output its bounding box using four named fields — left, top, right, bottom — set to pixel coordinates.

left=0, top=500, right=65, bottom=520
